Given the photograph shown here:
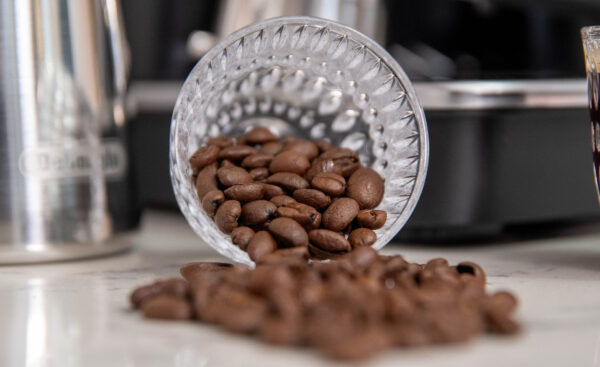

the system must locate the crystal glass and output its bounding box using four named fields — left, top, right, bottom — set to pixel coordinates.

left=170, top=16, right=429, bottom=265
left=582, top=26, right=600, bottom=199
